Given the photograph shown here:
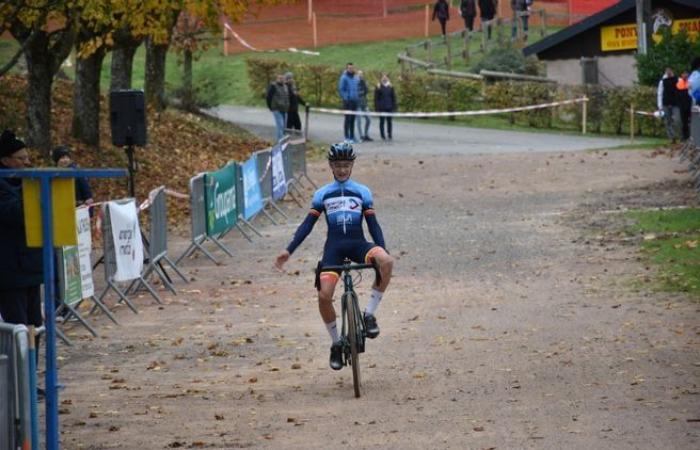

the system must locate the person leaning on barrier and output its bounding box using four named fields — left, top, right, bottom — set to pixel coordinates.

left=374, top=73, right=397, bottom=141
left=0, top=130, right=44, bottom=332
left=284, top=72, right=306, bottom=133
left=266, top=74, right=290, bottom=142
